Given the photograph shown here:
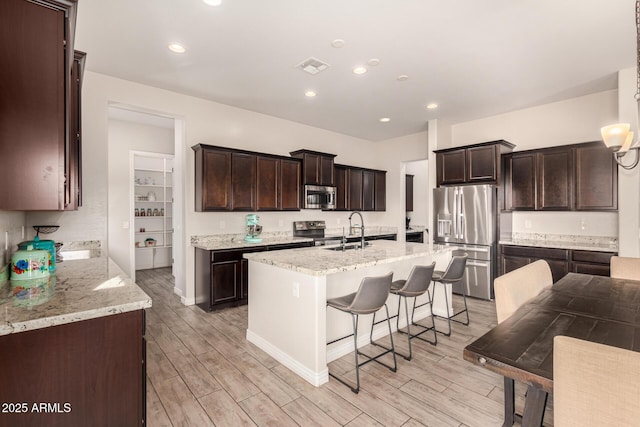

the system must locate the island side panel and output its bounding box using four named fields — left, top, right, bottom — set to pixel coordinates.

left=246, top=261, right=328, bottom=386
